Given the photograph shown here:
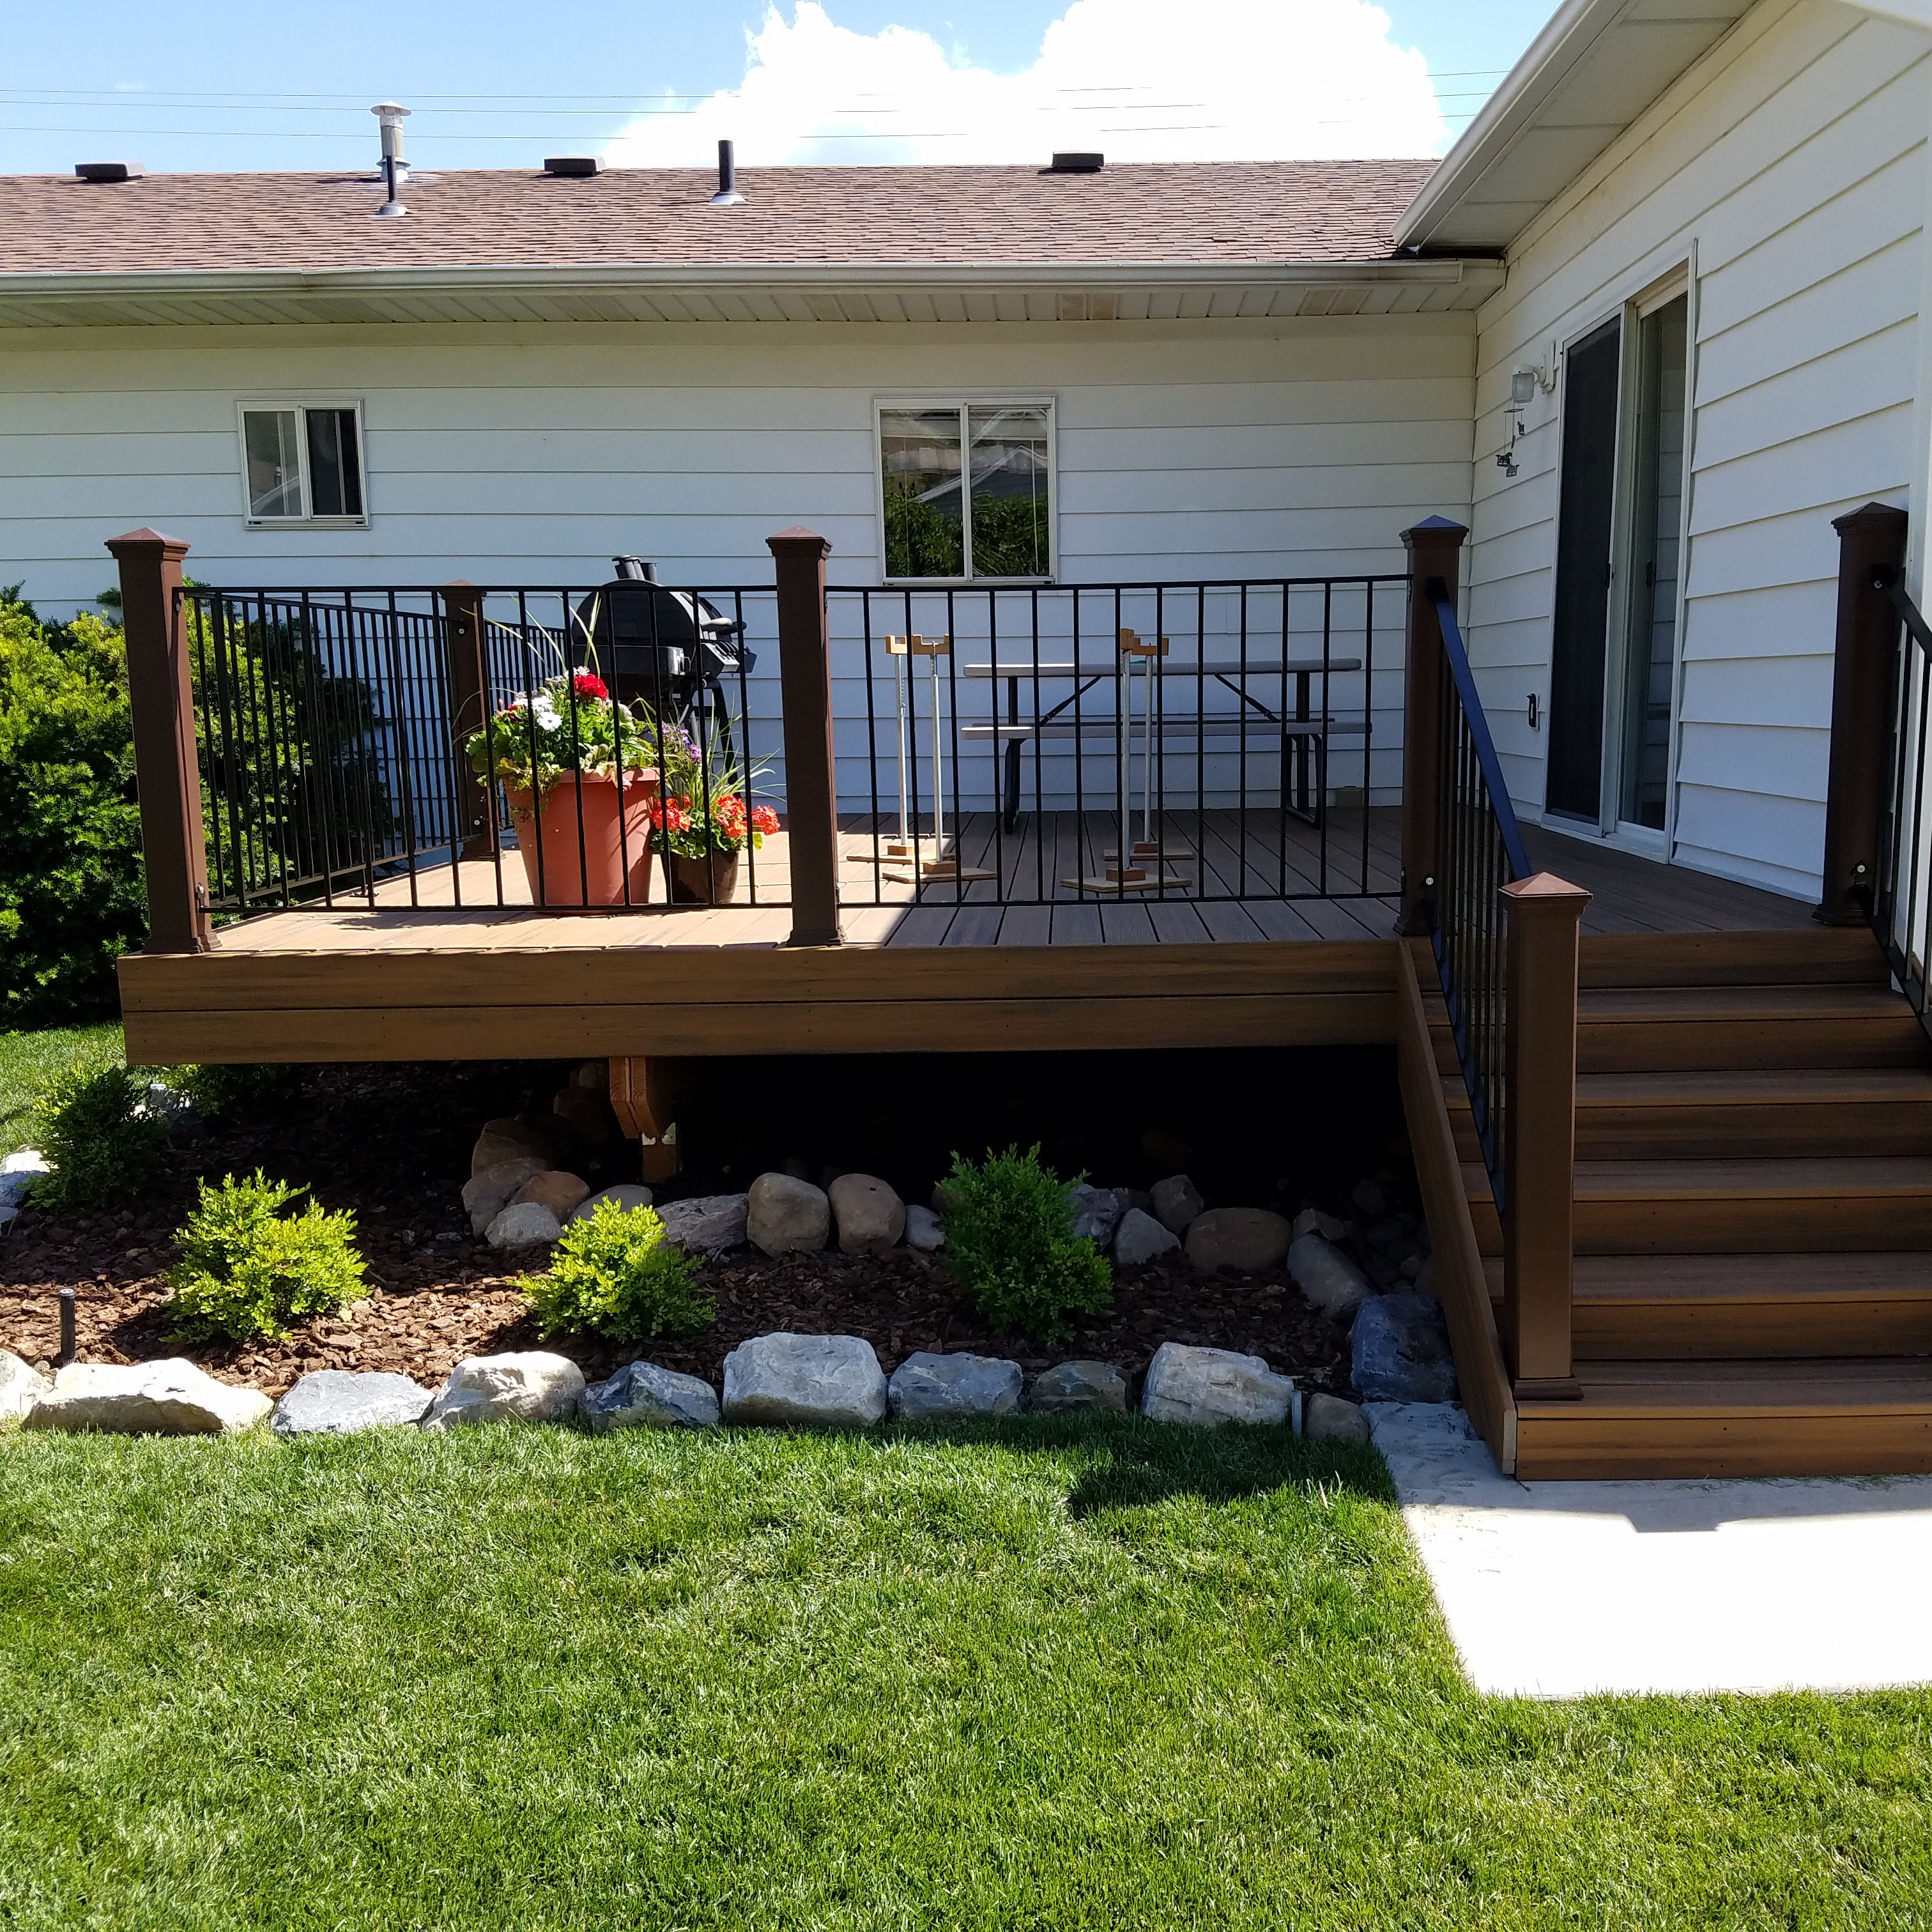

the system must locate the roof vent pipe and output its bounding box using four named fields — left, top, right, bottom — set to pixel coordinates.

left=710, top=139, right=745, bottom=207
left=372, top=101, right=410, bottom=218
